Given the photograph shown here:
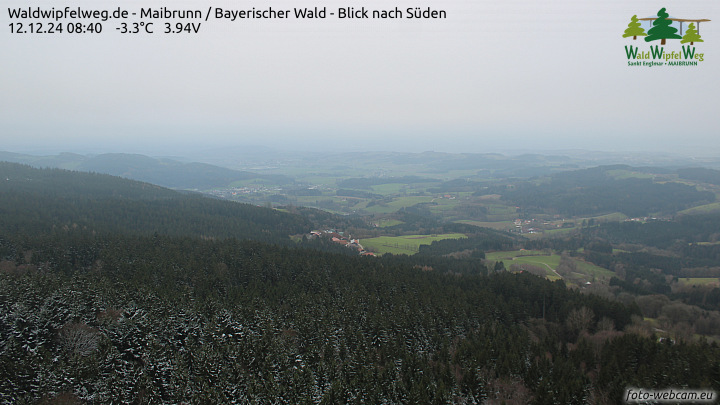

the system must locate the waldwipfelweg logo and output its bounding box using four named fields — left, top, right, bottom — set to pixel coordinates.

left=624, top=8, right=710, bottom=67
